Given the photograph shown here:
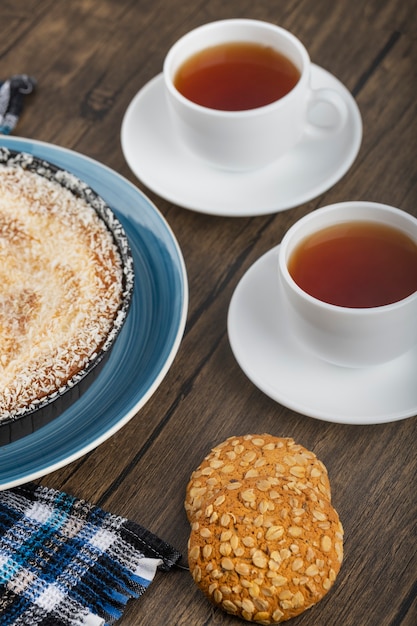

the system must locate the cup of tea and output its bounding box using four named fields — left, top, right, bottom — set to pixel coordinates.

left=278, top=202, right=417, bottom=368
left=163, top=19, right=348, bottom=171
